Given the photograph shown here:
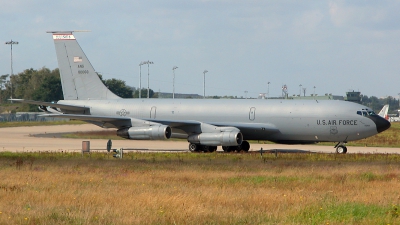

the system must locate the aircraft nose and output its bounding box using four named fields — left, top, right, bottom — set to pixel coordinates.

left=369, top=115, right=391, bottom=133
